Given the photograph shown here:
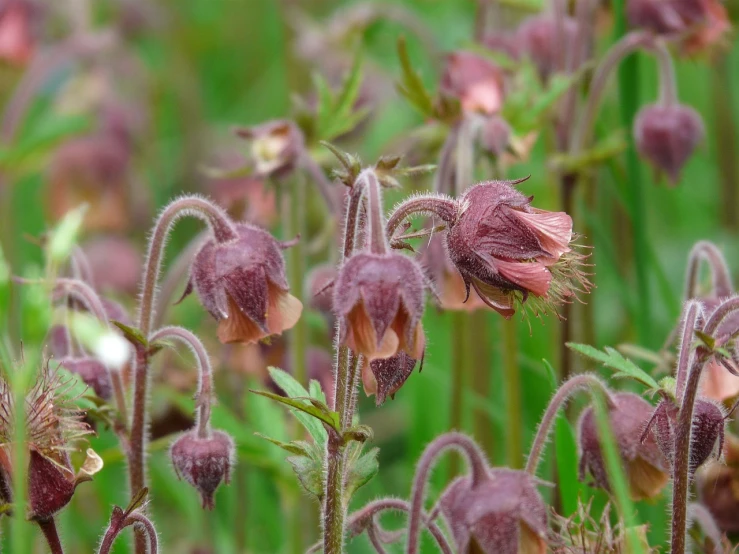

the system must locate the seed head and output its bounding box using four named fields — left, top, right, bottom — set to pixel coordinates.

left=440, top=51, right=506, bottom=115
left=578, top=393, right=669, bottom=501
left=170, top=429, right=234, bottom=510
left=186, top=223, right=303, bottom=344
left=634, top=103, right=705, bottom=185
left=333, top=251, right=426, bottom=361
